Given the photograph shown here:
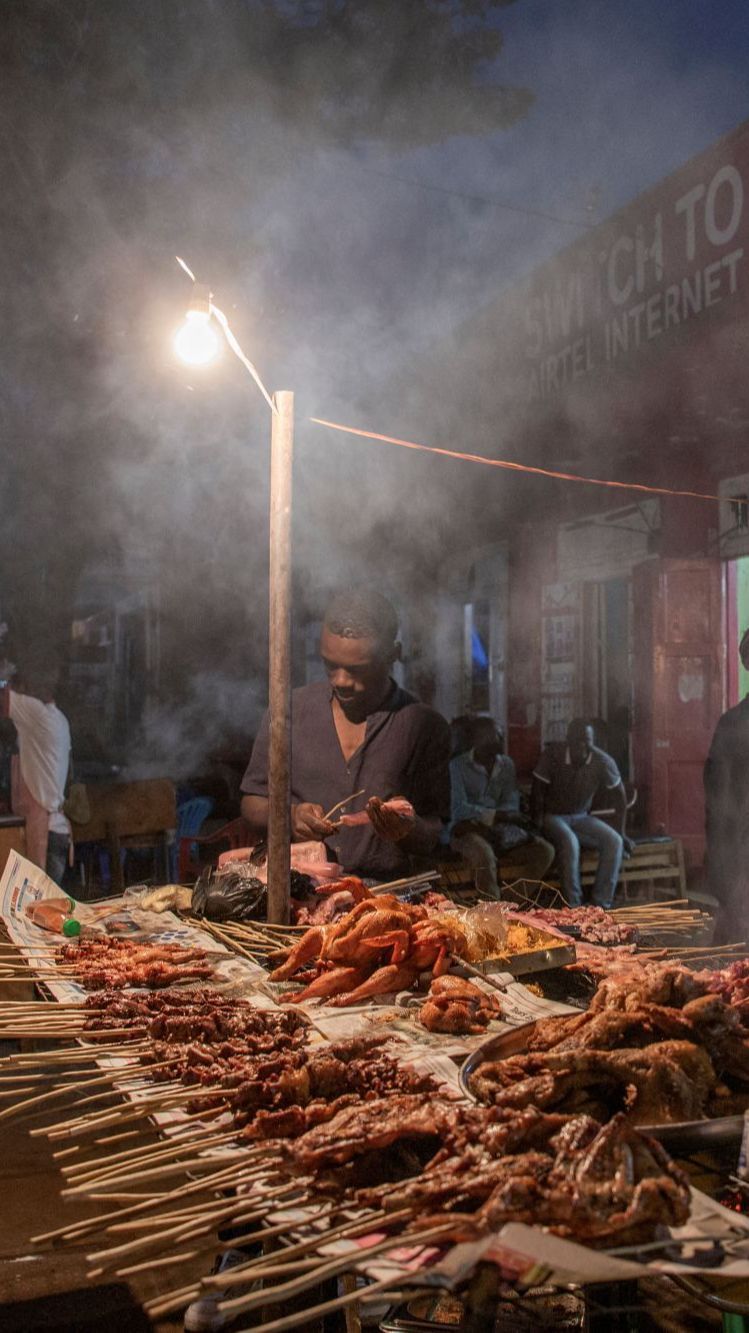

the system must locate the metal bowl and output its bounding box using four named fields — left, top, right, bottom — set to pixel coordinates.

left=459, top=1019, right=745, bottom=1150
